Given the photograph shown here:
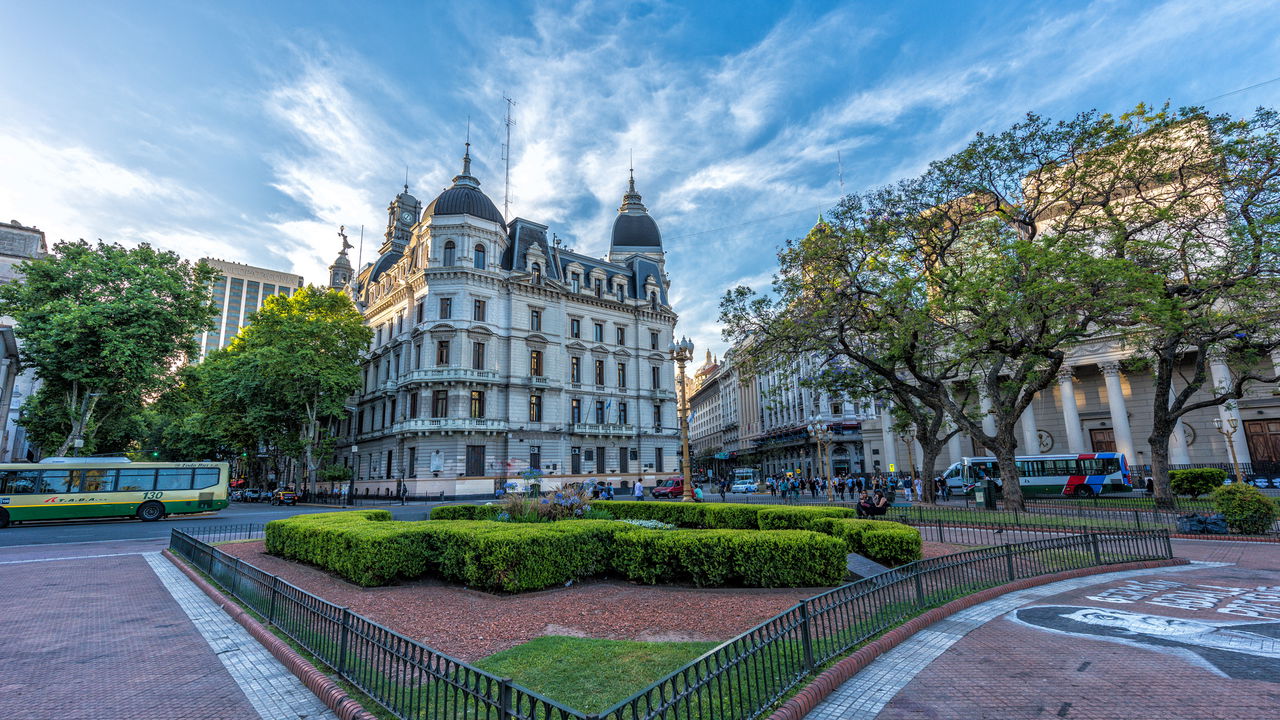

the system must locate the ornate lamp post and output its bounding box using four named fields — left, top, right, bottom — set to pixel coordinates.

left=348, top=444, right=358, bottom=507
left=1213, top=416, right=1247, bottom=485
left=808, top=418, right=835, bottom=502
left=670, top=336, right=696, bottom=502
